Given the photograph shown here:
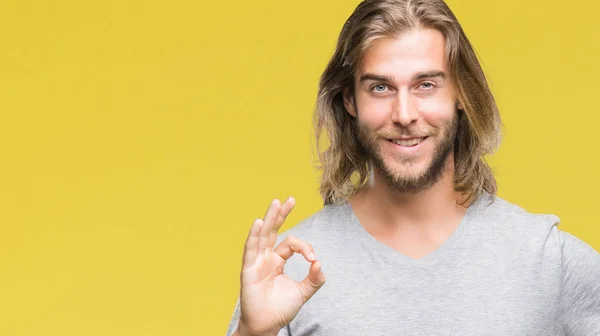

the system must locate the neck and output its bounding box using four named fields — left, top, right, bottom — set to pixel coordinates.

left=349, top=155, right=468, bottom=232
